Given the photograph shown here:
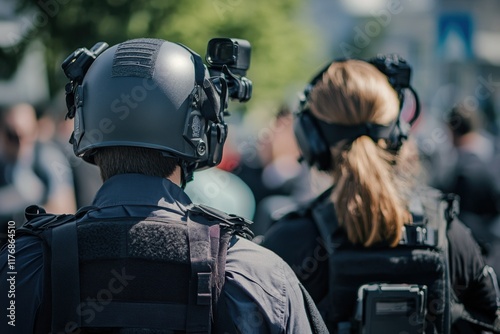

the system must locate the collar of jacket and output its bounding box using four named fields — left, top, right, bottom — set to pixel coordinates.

left=91, top=173, right=192, bottom=215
